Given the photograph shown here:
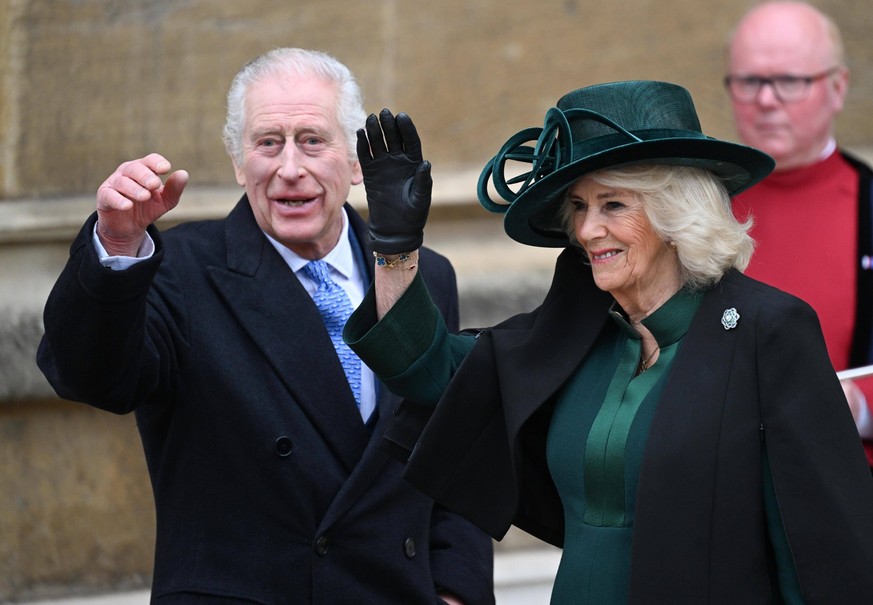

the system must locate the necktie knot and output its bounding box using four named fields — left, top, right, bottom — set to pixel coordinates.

left=303, top=259, right=333, bottom=291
